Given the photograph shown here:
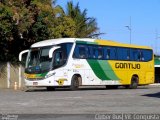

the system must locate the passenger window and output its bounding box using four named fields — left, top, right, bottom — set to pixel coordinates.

left=104, top=47, right=116, bottom=60
left=141, top=49, right=153, bottom=61
left=117, top=48, right=129, bottom=60
left=130, top=49, right=141, bottom=61
left=93, top=48, right=98, bottom=59
left=92, top=47, right=103, bottom=59
left=79, top=47, right=86, bottom=58
left=53, top=51, right=63, bottom=69
left=73, top=45, right=79, bottom=58
left=98, top=48, right=103, bottom=59
left=104, top=47, right=110, bottom=59
left=73, top=44, right=88, bottom=59
left=93, top=47, right=103, bottom=59
left=110, top=47, right=117, bottom=60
